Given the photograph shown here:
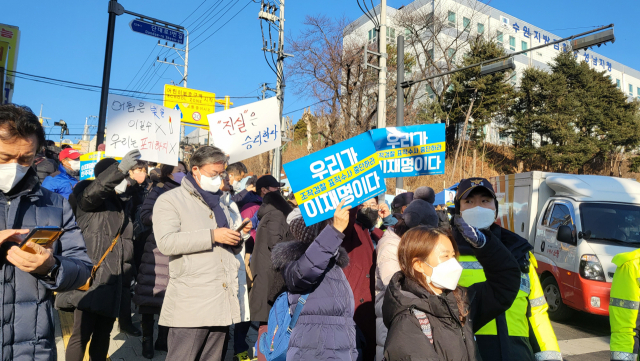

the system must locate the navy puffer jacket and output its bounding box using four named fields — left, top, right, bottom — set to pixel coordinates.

left=133, top=180, right=179, bottom=311
left=272, top=225, right=358, bottom=361
left=0, top=169, right=92, bottom=361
